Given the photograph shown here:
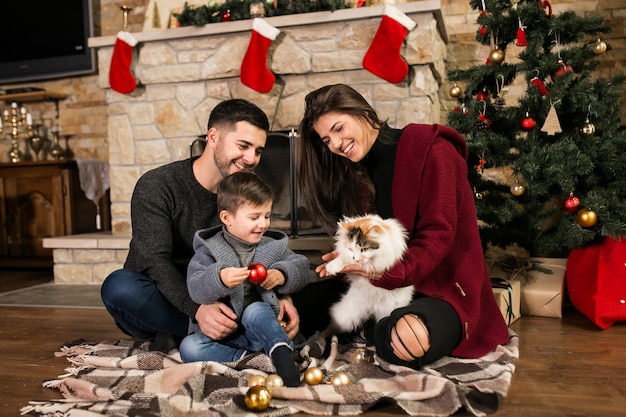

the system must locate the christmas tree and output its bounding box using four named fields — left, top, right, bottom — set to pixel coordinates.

left=447, top=0, right=626, bottom=258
